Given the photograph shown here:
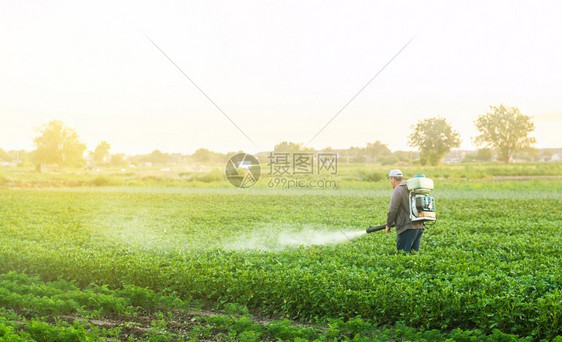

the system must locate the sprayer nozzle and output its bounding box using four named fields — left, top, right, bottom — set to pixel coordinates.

left=366, top=225, right=385, bottom=234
